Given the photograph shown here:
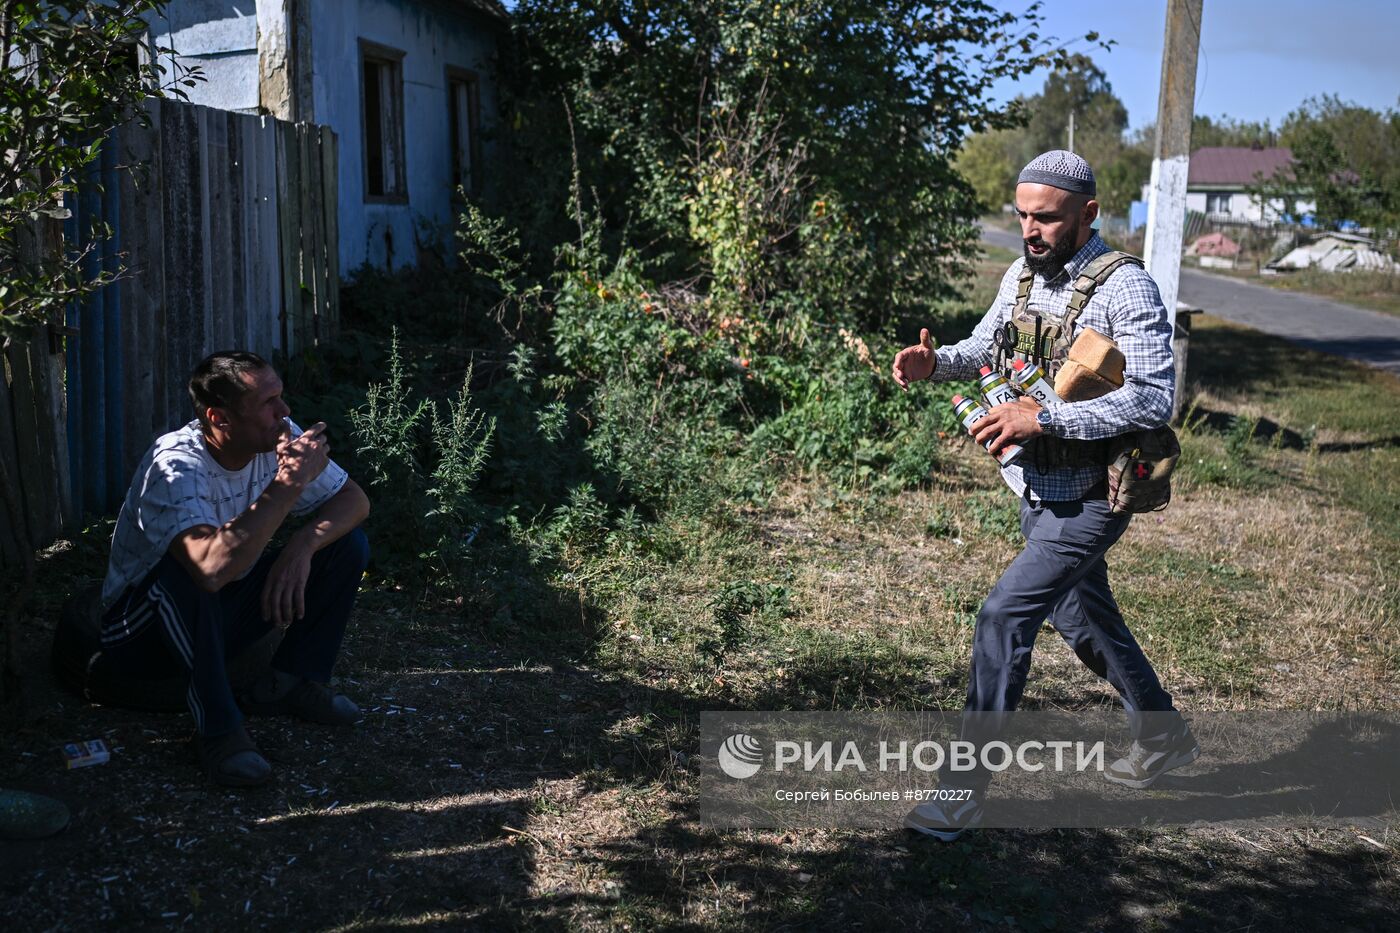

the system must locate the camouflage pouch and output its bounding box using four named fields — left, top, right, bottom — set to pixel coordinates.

left=1106, top=426, right=1180, bottom=515
left=1008, top=304, right=1063, bottom=371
